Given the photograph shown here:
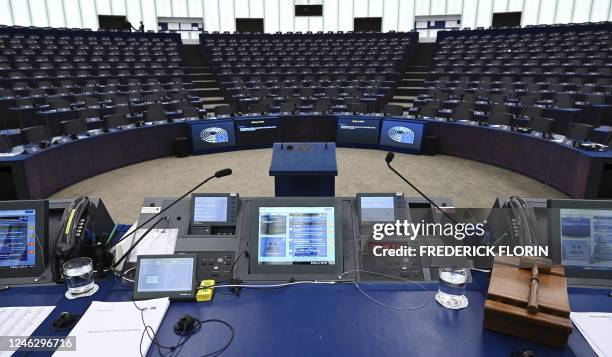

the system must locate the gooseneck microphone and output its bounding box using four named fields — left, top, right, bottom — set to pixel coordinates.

left=111, top=168, right=233, bottom=269
left=385, top=152, right=457, bottom=224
